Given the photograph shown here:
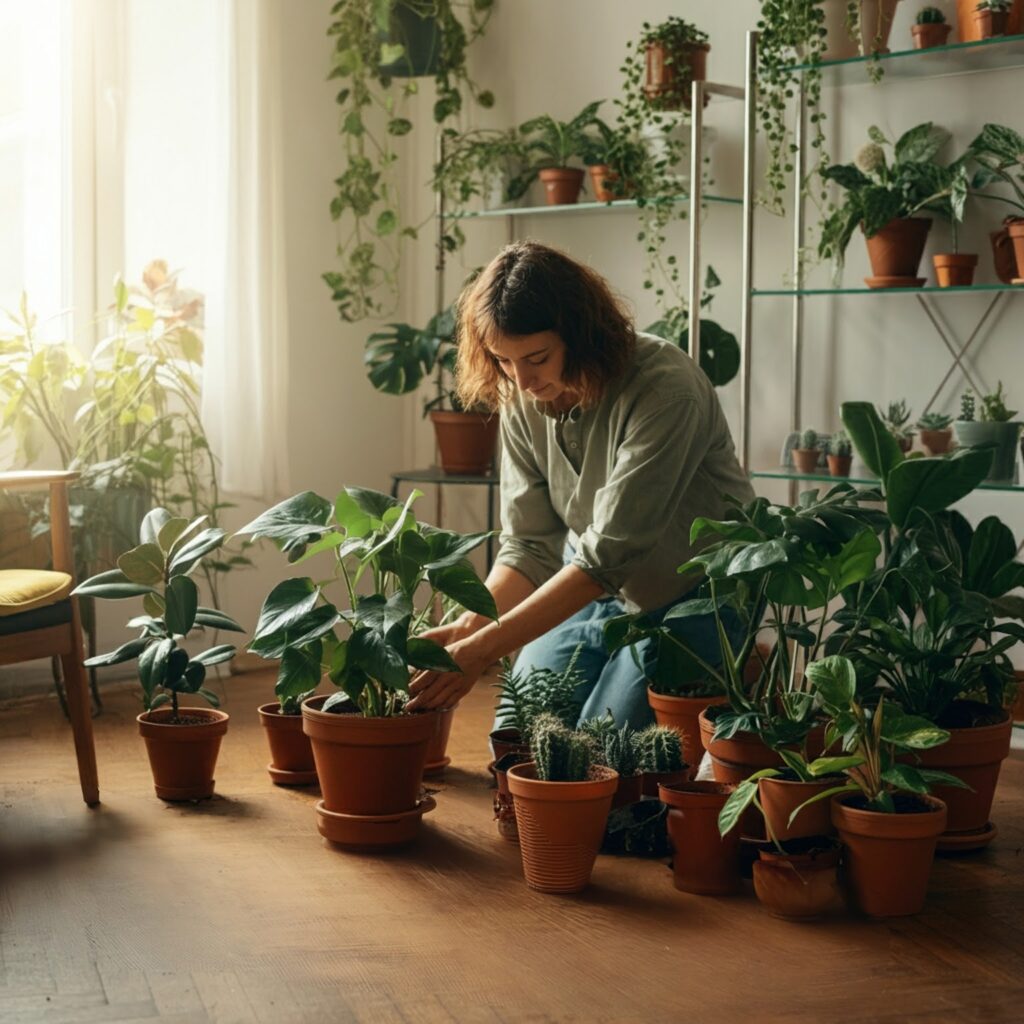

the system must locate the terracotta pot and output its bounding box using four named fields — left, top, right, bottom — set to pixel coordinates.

left=991, top=224, right=1018, bottom=283
left=933, top=252, right=978, bottom=287
left=957, top=0, right=1023, bottom=38
left=919, top=428, right=953, bottom=455
left=954, top=419, right=1023, bottom=481
left=791, top=448, right=821, bottom=474
left=643, top=41, right=709, bottom=110
left=507, top=762, right=618, bottom=893
left=647, top=688, right=727, bottom=778
left=758, top=775, right=839, bottom=843
left=137, top=707, right=229, bottom=801
left=897, top=434, right=915, bottom=453
left=660, top=781, right=741, bottom=895
left=698, top=709, right=784, bottom=774
left=820, top=0, right=900, bottom=60
left=642, top=768, right=689, bottom=798
left=302, top=695, right=439, bottom=816
left=611, top=773, right=645, bottom=810
left=911, top=22, right=952, bottom=48
left=490, top=726, right=530, bottom=763
left=864, top=217, right=932, bottom=281
left=1009, top=219, right=1024, bottom=281
left=588, top=164, right=618, bottom=203
left=752, top=838, right=843, bottom=919
left=258, top=703, right=317, bottom=786
left=1012, top=670, right=1024, bottom=723
left=493, top=752, right=530, bottom=843
left=538, top=167, right=584, bottom=206
left=832, top=793, right=947, bottom=917
left=429, top=409, right=499, bottom=475
left=423, top=704, right=456, bottom=776
left=915, top=712, right=1012, bottom=833
left=973, top=8, right=1010, bottom=37
left=827, top=454, right=852, bottom=477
